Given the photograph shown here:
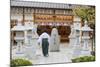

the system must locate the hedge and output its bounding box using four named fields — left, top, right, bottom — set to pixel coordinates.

left=11, top=59, right=33, bottom=67
left=72, top=56, right=95, bottom=63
